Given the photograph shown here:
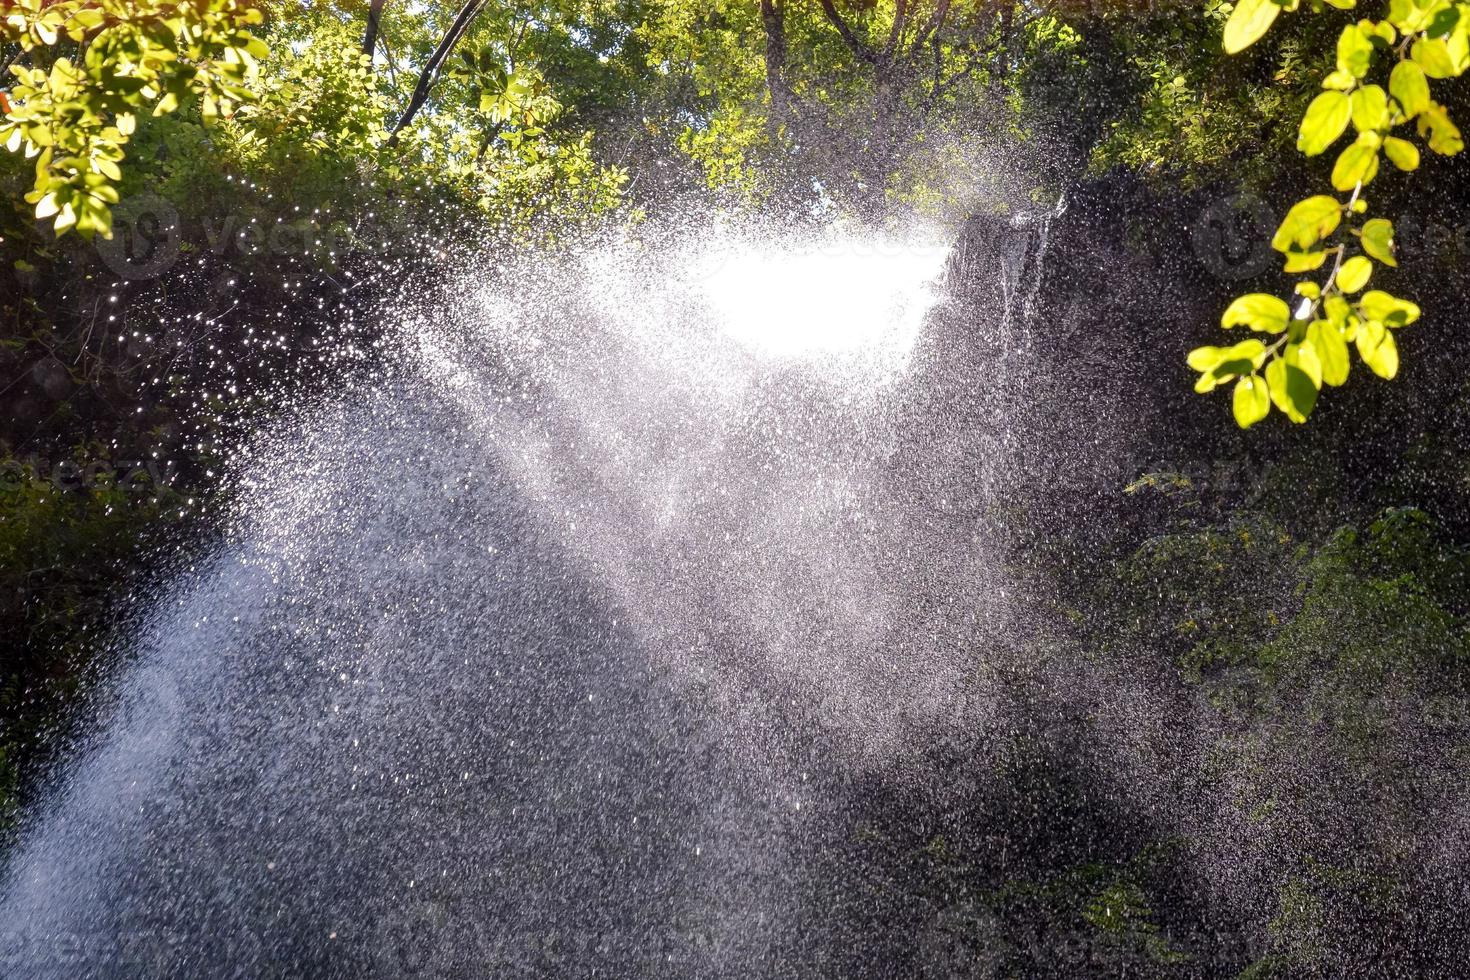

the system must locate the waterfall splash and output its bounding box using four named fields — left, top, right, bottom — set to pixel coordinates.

left=1, top=219, right=1045, bottom=977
